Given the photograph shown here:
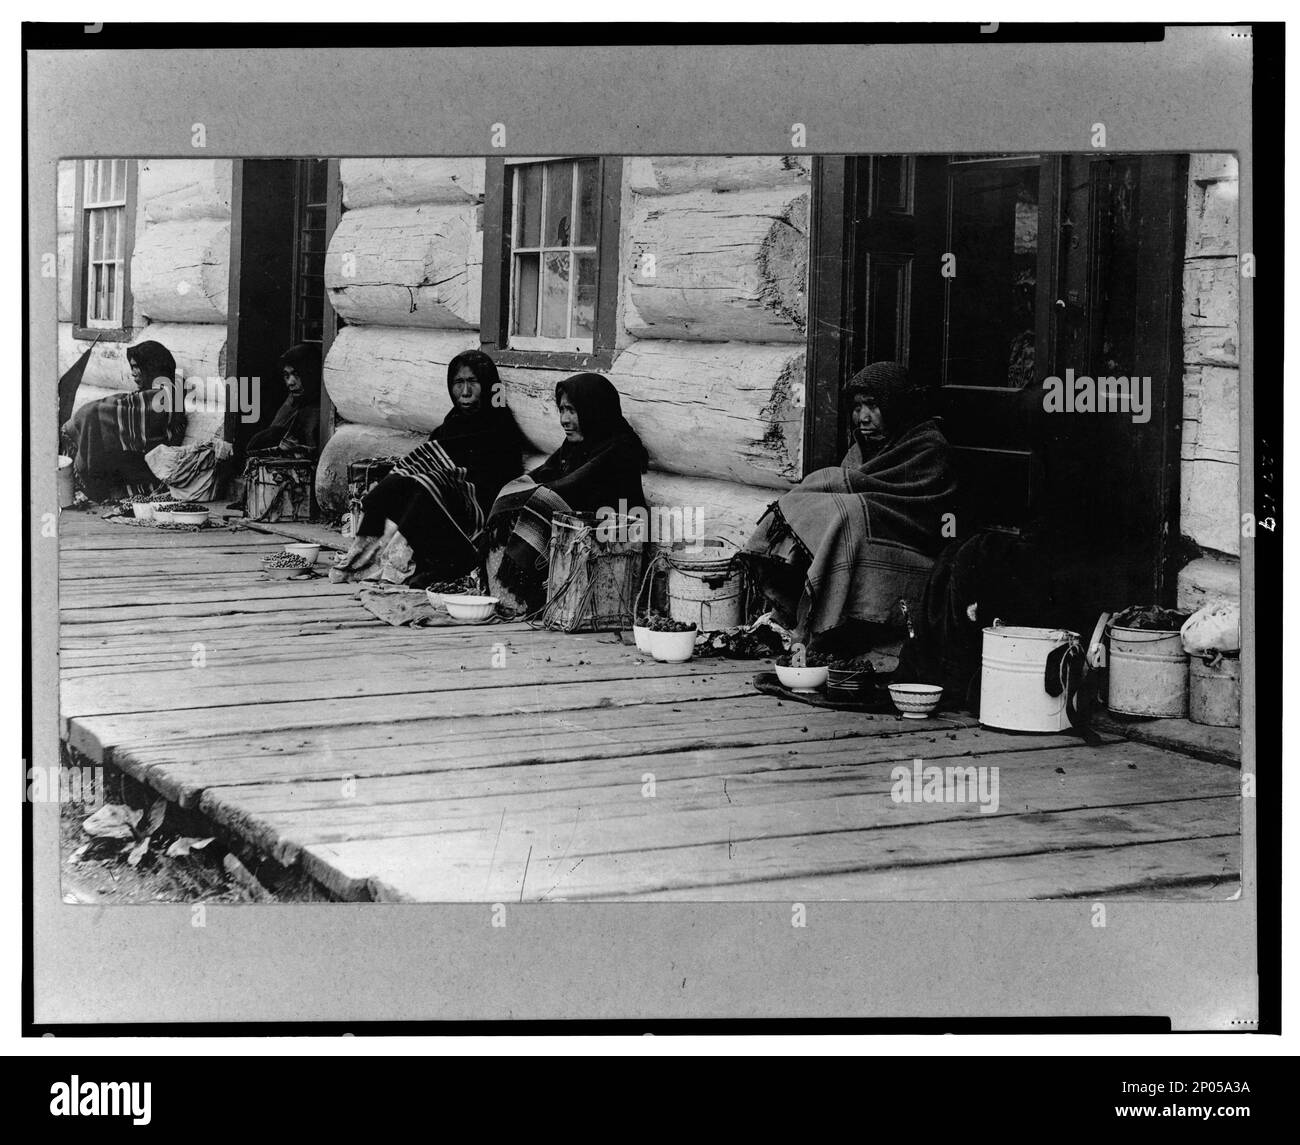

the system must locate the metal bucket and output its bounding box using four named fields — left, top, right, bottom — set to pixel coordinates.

left=57, top=455, right=74, bottom=509
left=1107, top=625, right=1188, bottom=718
left=666, top=539, right=742, bottom=632
left=1189, top=654, right=1240, bottom=728
left=980, top=625, right=1079, bottom=733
